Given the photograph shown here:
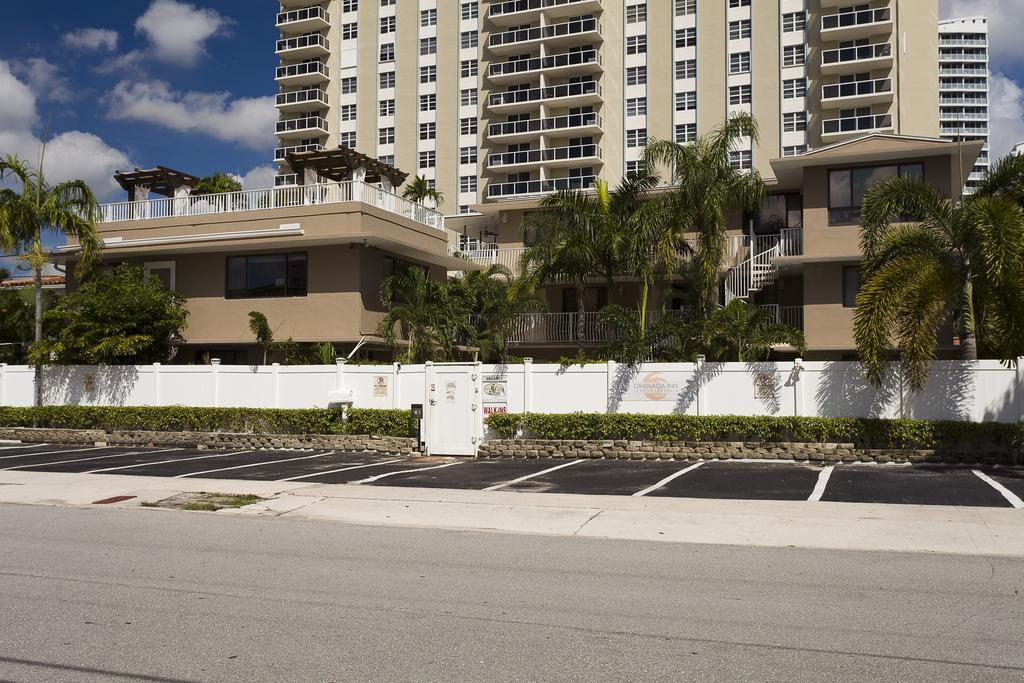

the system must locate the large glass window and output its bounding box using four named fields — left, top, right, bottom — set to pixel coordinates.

left=842, top=266, right=861, bottom=308
left=828, top=163, right=924, bottom=224
left=226, top=253, right=307, bottom=299
left=756, top=194, right=803, bottom=233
